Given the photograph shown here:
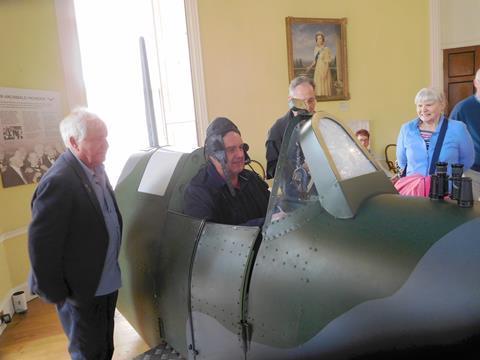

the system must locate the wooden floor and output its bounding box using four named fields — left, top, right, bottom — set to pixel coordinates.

left=0, top=297, right=149, bottom=360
